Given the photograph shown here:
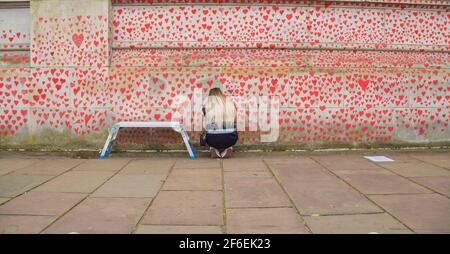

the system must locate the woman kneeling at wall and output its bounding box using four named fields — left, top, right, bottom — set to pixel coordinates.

left=200, top=87, right=238, bottom=158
